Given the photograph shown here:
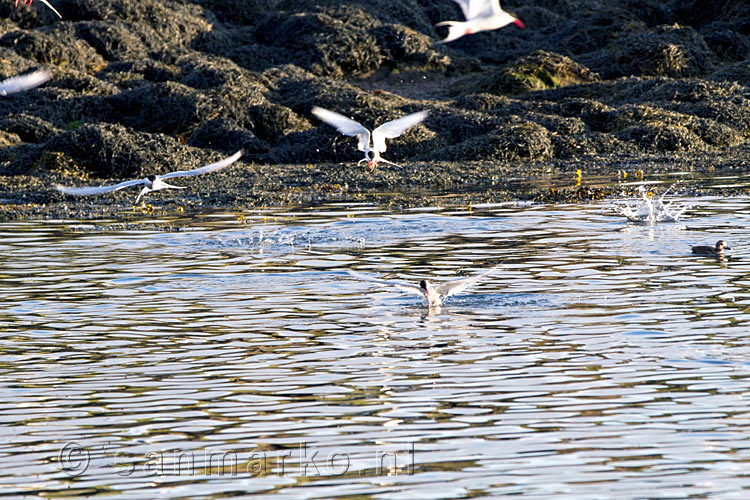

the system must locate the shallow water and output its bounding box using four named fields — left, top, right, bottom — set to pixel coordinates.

left=2, top=197, right=750, bottom=498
